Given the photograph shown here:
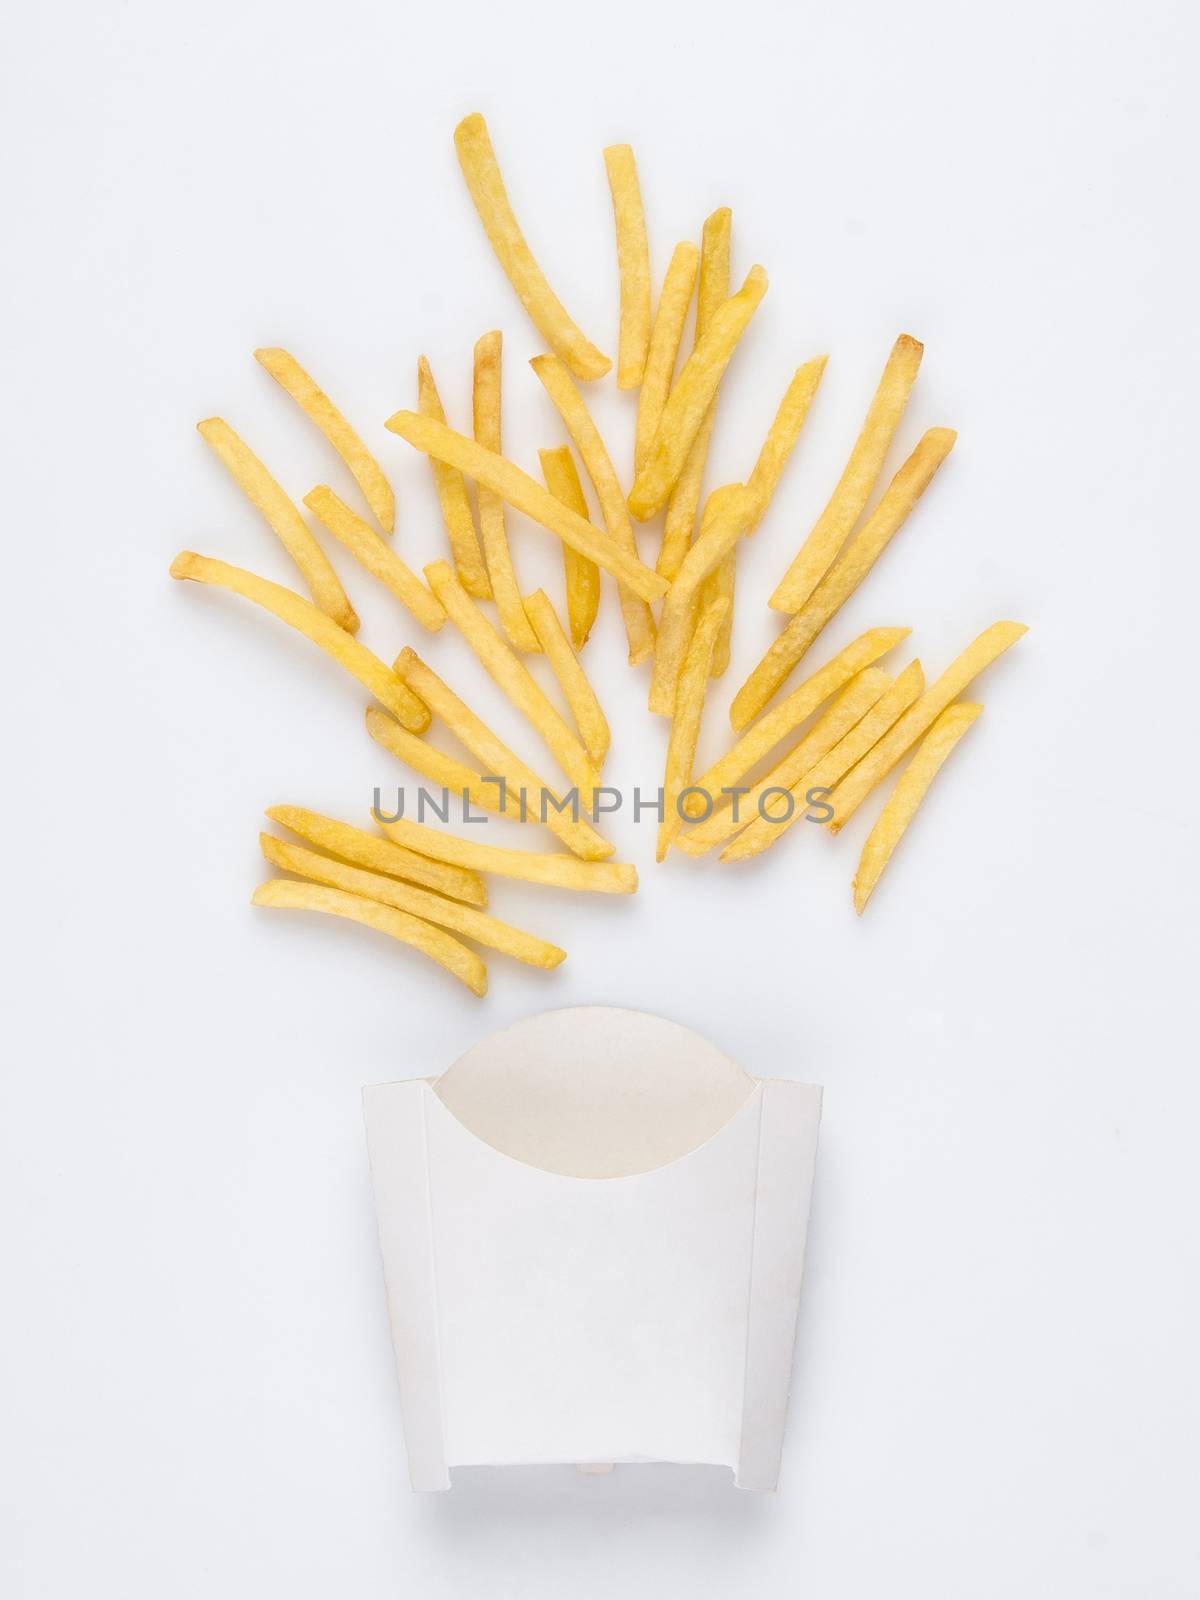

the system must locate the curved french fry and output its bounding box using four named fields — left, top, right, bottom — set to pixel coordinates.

left=378, top=817, right=638, bottom=894
left=540, top=446, right=600, bottom=649
left=266, top=806, right=486, bottom=905
left=522, top=593, right=611, bottom=767
left=635, top=241, right=699, bottom=474
left=473, top=331, right=538, bottom=648
left=604, top=144, right=652, bottom=389
left=303, top=486, right=445, bottom=632
left=418, top=355, right=491, bottom=599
